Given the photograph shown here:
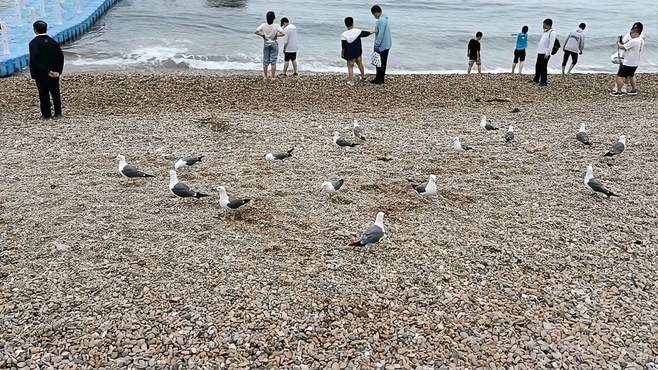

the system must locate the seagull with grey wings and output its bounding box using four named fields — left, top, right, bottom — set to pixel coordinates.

left=265, top=148, right=294, bottom=161
left=480, top=115, right=499, bottom=131
left=174, top=155, right=204, bottom=170
left=352, top=119, right=366, bottom=141
left=350, top=212, right=386, bottom=248
left=584, top=165, right=619, bottom=198
left=116, top=155, right=154, bottom=181
left=413, top=175, right=438, bottom=196
left=604, top=135, right=626, bottom=157
left=576, top=123, right=591, bottom=146
left=168, top=170, right=208, bottom=199
left=334, top=131, right=359, bottom=148
left=504, top=125, right=515, bottom=142
left=217, top=186, right=251, bottom=211
left=321, top=179, right=344, bottom=197
left=451, top=137, right=472, bottom=155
